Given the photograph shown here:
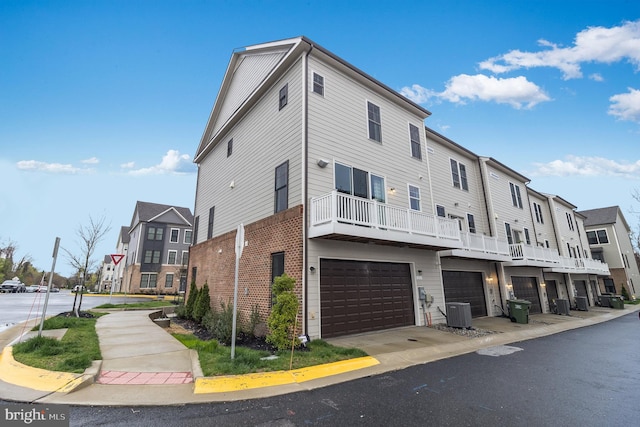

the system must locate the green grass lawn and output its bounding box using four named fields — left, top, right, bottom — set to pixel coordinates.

left=93, top=300, right=174, bottom=309
left=12, top=314, right=104, bottom=373
left=172, top=333, right=368, bottom=376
